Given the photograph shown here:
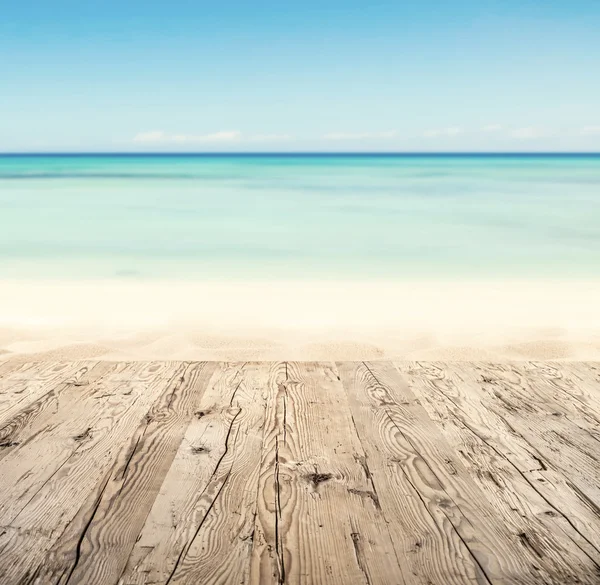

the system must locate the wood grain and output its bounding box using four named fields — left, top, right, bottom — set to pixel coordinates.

left=0, top=360, right=598, bottom=585
left=250, top=362, right=405, bottom=585
left=337, top=361, right=487, bottom=585
left=537, top=362, right=600, bottom=428
left=0, top=359, right=31, bottom=380
left=396, top=361, right=600, bottom=584
left=0, top=361, right=193, bottom=583
left=348, top=361, right=599, bottom=584
left=431, top=362, right=600, bottom=515
left=29, top=361, right=217, bottom=585
left=119, top=361, right=268, bottom=585
left=0, top=361, right=89, bottom=430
